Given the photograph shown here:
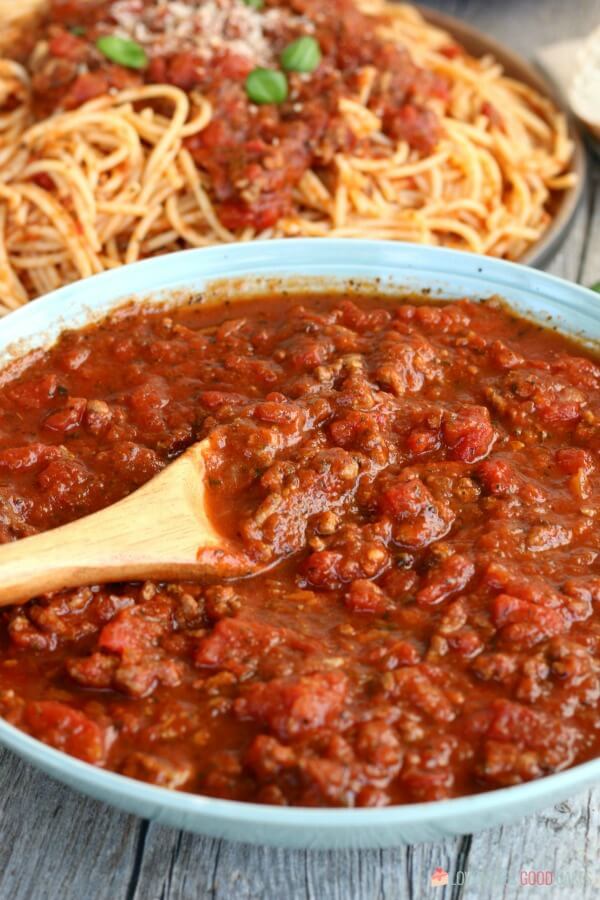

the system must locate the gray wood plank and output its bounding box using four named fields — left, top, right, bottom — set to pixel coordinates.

left=0, top=748, right=141, bottom=900
left=131, top=828, right=472, bottom=900
left=543, top=190, right=589, bottom=282
left=130, top=825, right=220, bottom=900
left=578, top=168, right=600, bottom=286
left=379, top=838, right=470, bottom=900
left=461, top=788, right=600, bottom=900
